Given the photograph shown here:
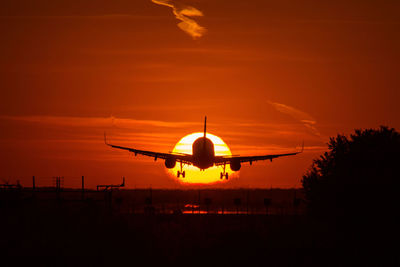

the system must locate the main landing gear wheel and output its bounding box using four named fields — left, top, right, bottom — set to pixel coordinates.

left=177, top=161, right=185, bottom=178
left=177, top=170, right=186, bottom=178
left=220, top=163, right=229, bottom=180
